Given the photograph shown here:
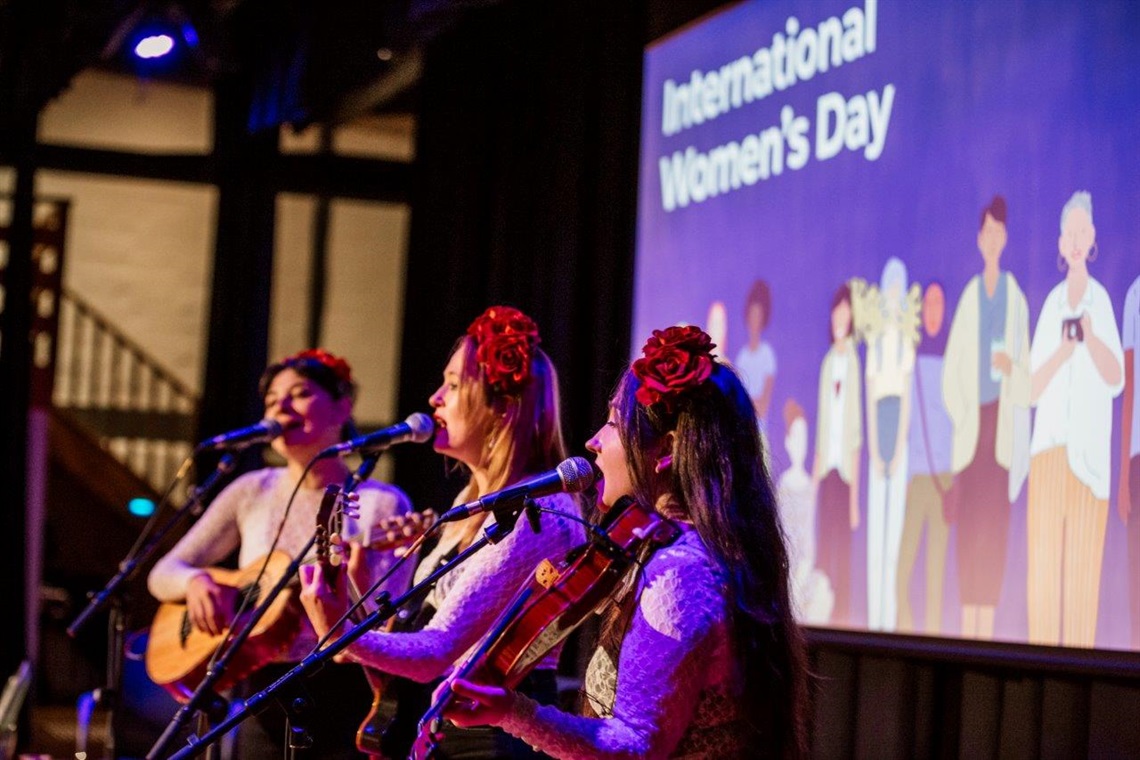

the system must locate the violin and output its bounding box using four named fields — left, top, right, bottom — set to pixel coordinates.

left=409, top=495, right=681, bottom=760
